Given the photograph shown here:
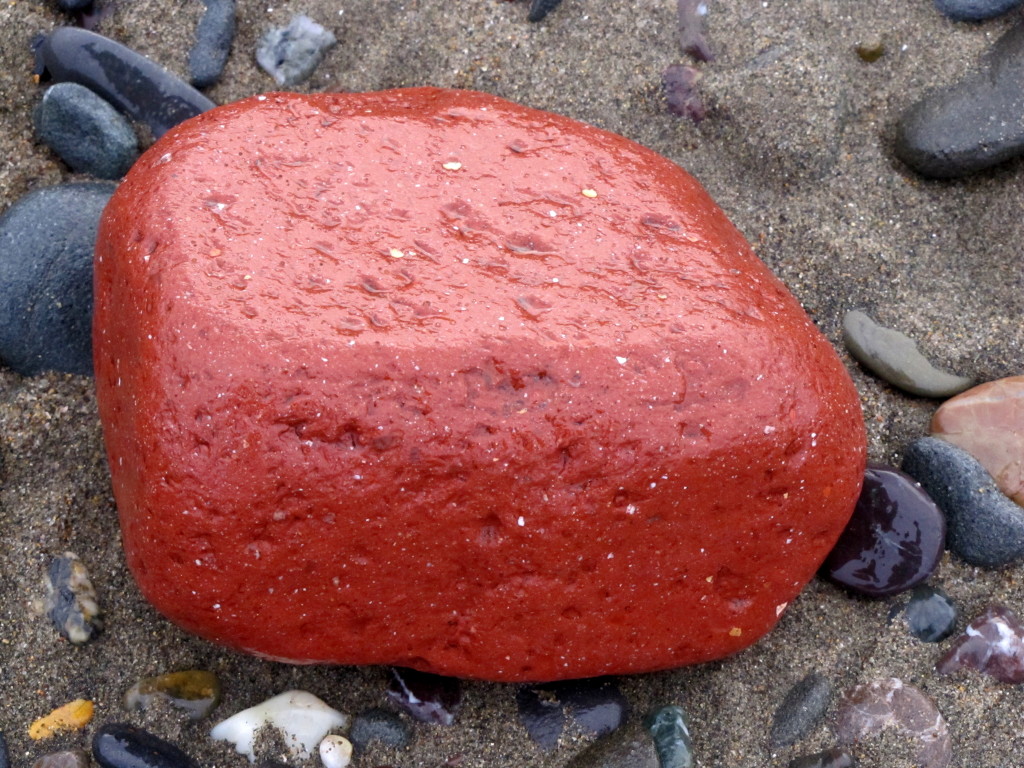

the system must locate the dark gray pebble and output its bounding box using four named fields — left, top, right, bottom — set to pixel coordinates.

left=93, top=724, right=197, bottom=768
left=56, top=0, right=92, bottom=11
left=893, top=585, right=958, bottom=643
left=34, top=82, right=137, bottom=179
left=0, top=731, right=9, bottom=768
left=895, top=20, right=1024, bottom=177
left=349, top=708, right=411, bottom=752
left=934, top=0, right=1024, bottom=21
left=516, top=686, right=566, bottom=750
left=788, top=748, right=856, bottom=768
left=565, top=721, right=658, bottom=768
left=902, top=437, right=1024, bottom=567
left=643, top=706, right=694, bottom=768
left=189, top=0, right=235, bottom=88
left=0, top=182, right=115, bottom=376
left=770, top=672, right=831, bottom=747
left=528, top=0, right=564, bottom=22
left=32, top=751, right=90, bottom=768
left=45, top=552, right=103, bottom=643
left=37, top=28, right=215, bottom=138
left=255, top=15, right=336, bottom=87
